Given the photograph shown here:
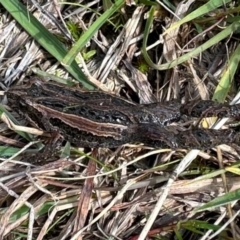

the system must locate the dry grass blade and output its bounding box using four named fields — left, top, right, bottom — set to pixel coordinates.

left=74, top=159, right=96, bottom=232
left=0, top=0, right=94, bottom=89
left=1, top=113, right=44, bottom=136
